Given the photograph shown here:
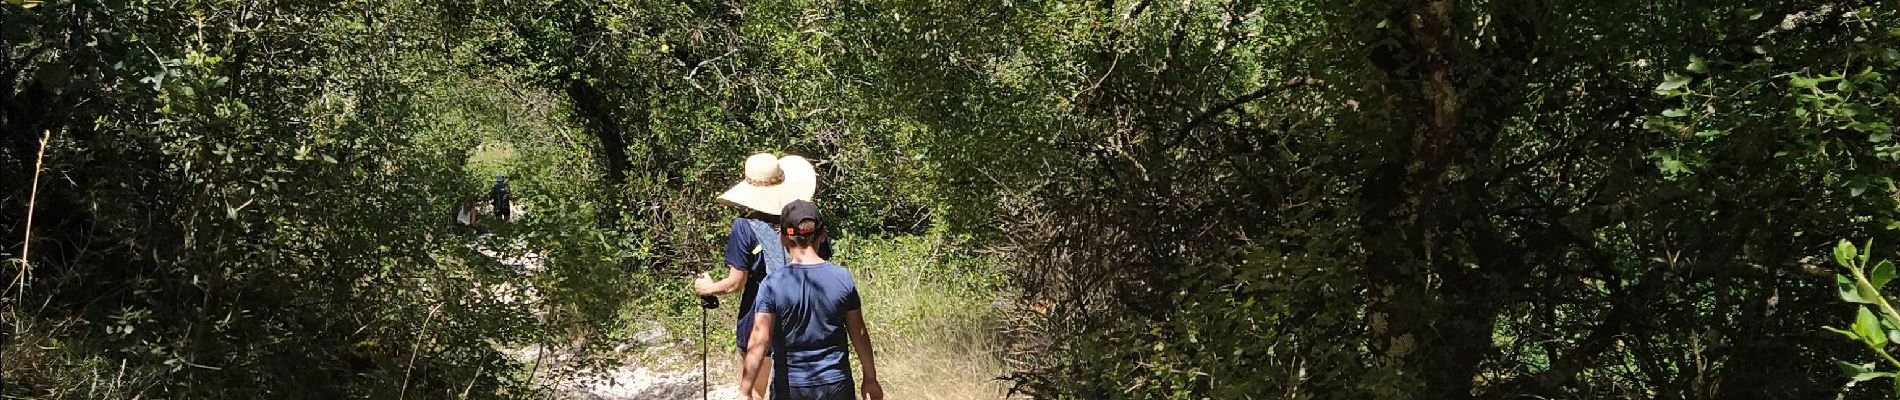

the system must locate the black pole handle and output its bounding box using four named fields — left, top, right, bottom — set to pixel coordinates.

left=700, top=295, right=719, bottom=309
